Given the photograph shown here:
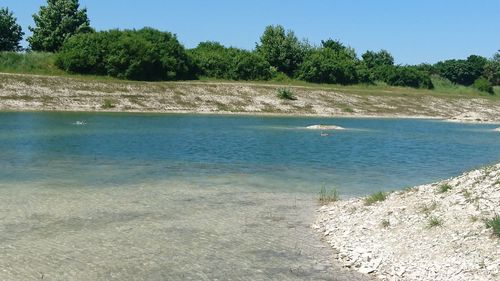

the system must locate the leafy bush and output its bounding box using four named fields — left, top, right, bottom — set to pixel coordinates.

left=355, top=63, right=375, bottom=84
left=276, top=88, right=296, bottom=100
left=483, top=61, right=500, bottom=86
left=362, top=50, right=394, bottom=69
left=434, top=55, right=488, bottom=86
left=189, top=42, right=271, bottom=81
left=56, top=28, right=193, bottom=81
left=384, top=66, right=434, bottom=89
left=297, top=47, right=359, bottom=84
left=55, top=31, right=109, bottom=75
left=189, top=42, right=230, bottom=79
left=473, top=77, right=494, bottom=94
left=231, top=51, right=272, bottom=80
